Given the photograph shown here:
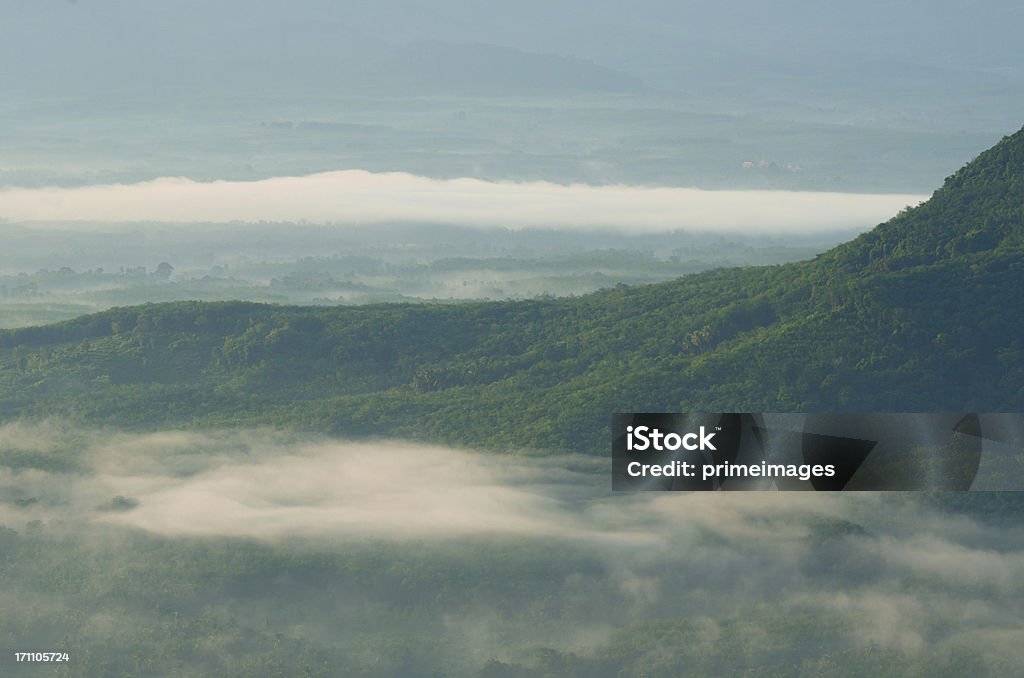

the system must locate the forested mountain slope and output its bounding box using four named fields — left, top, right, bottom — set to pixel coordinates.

left=2, top=127, right=1023, bottom=454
